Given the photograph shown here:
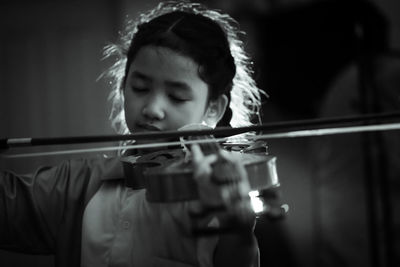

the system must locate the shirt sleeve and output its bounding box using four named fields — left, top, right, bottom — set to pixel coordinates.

left=0, top=157, right=120, bottom=254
